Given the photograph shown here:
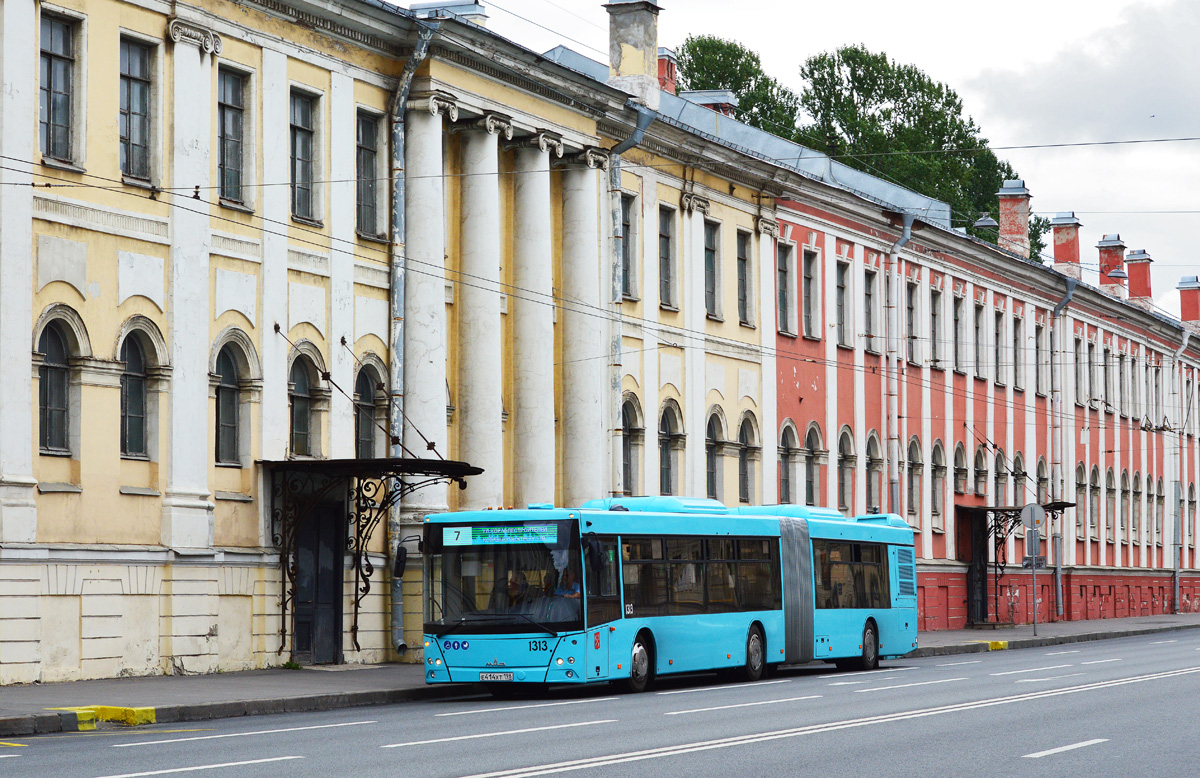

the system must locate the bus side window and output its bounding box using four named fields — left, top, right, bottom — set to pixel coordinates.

left=585, top=536, right=621, bottom=627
